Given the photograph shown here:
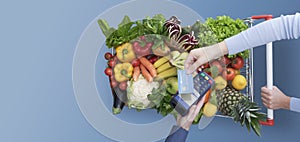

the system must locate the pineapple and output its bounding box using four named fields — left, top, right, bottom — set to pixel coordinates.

left=218, top=86, right=266, bottom=136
